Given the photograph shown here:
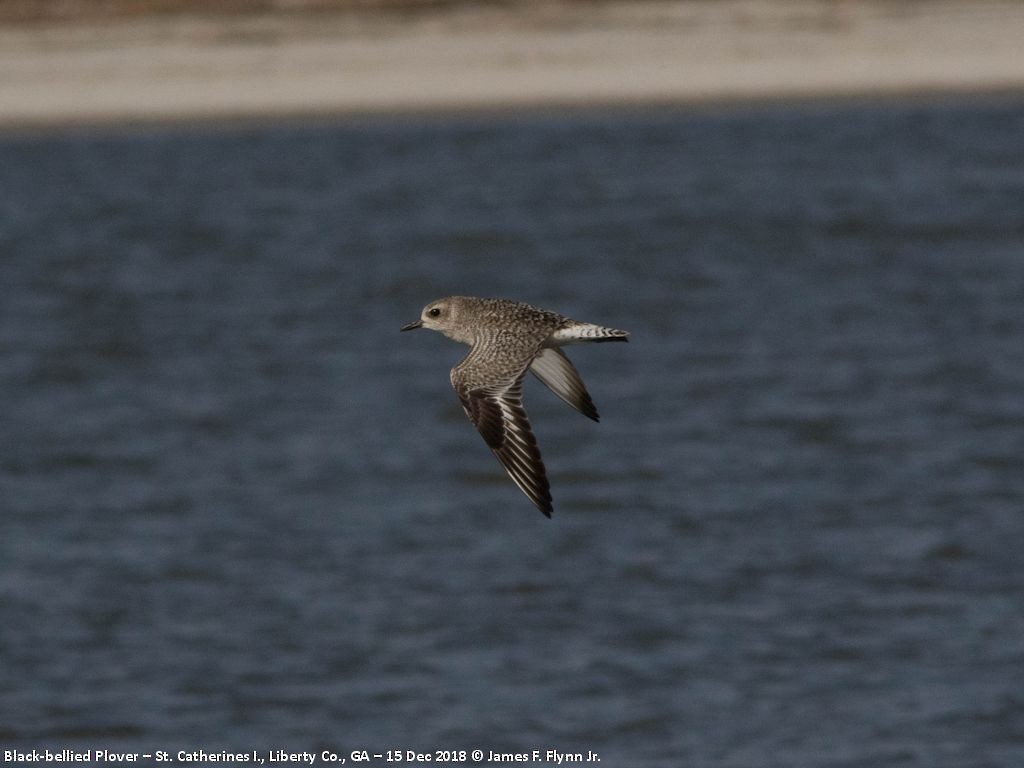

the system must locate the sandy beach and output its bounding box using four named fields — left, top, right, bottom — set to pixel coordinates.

left=2, top=0, right=1024, bottom=128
